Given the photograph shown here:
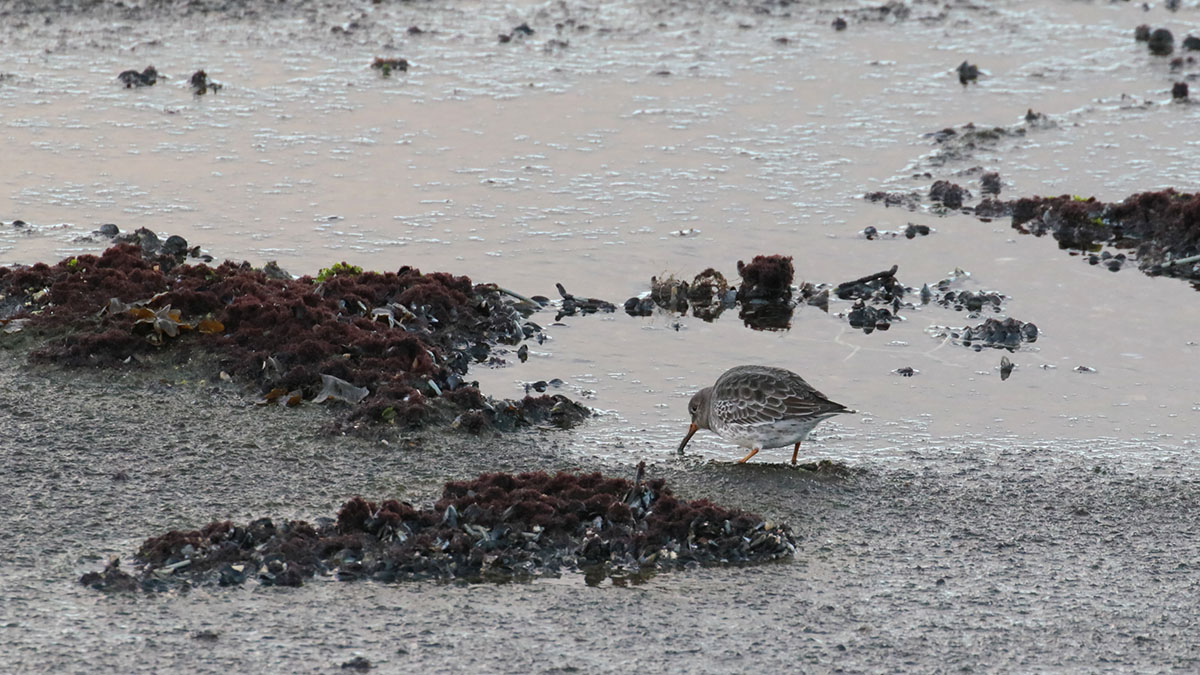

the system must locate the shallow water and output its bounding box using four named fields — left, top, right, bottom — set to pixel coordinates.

left=3, top=2, right=1200, bottom=668
left=4, top=0, right=1198, bottom=462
